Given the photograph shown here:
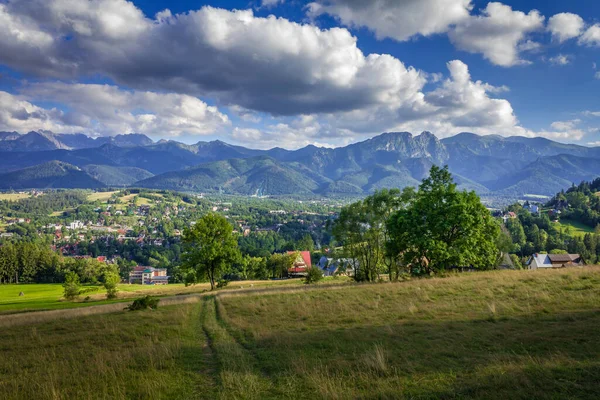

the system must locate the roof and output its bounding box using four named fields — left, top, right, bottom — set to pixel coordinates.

left=548, top=254, right=581, bottom=263
left=287, top=251, right=312, bottom=268
left=530, top=253, right=583, bottom=267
